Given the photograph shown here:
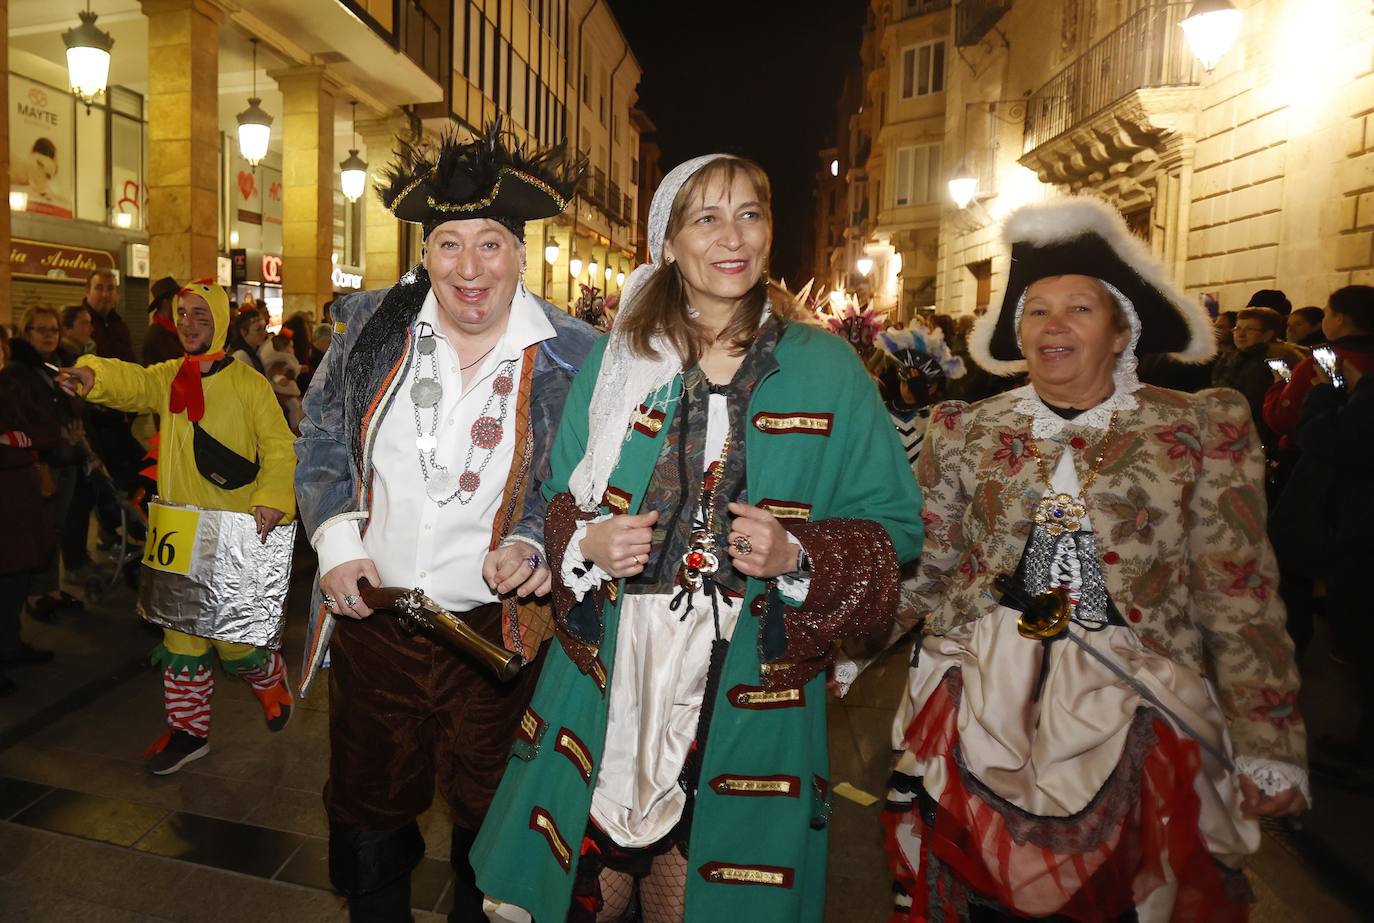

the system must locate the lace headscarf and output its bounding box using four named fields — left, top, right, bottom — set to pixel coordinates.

left=567, top=154, right=730, bottom=511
